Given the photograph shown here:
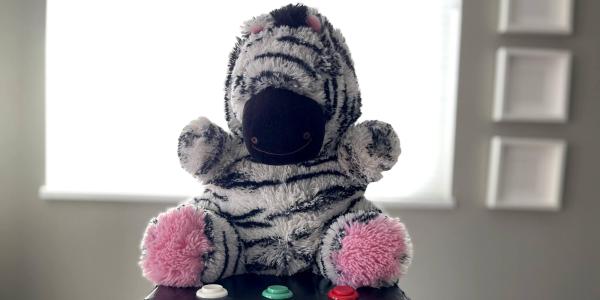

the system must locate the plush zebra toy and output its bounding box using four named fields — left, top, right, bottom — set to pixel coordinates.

left=140, top=4, right=412, bottom=289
